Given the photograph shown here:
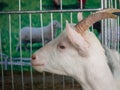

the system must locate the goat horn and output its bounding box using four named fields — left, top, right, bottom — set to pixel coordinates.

left=97, top=8, right=120, bottom=16
left=75, top=9, right=120, bottom=34
left=96, top=8, right=120, bottom=14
